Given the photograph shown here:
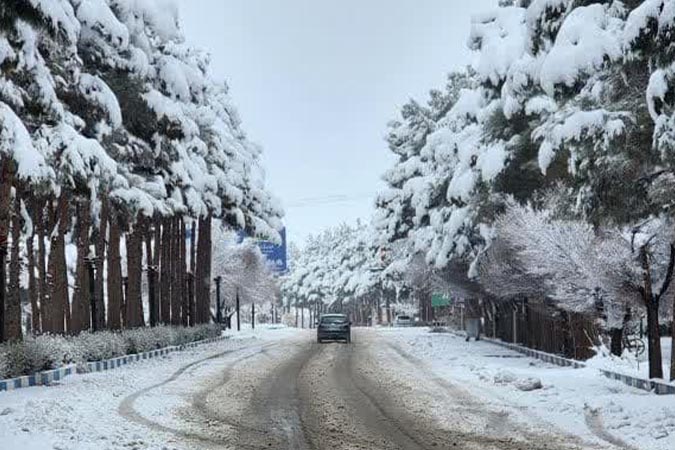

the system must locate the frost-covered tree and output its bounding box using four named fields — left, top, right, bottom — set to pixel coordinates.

left=0, top=0, right=283, bottom=343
